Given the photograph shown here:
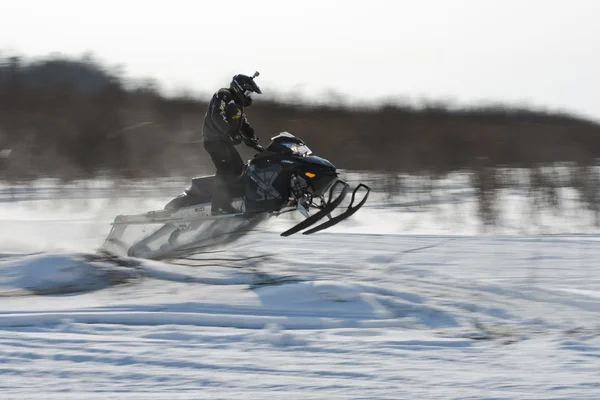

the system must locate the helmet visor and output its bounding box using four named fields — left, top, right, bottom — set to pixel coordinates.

left=243, top=89, right=254, bottom=97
